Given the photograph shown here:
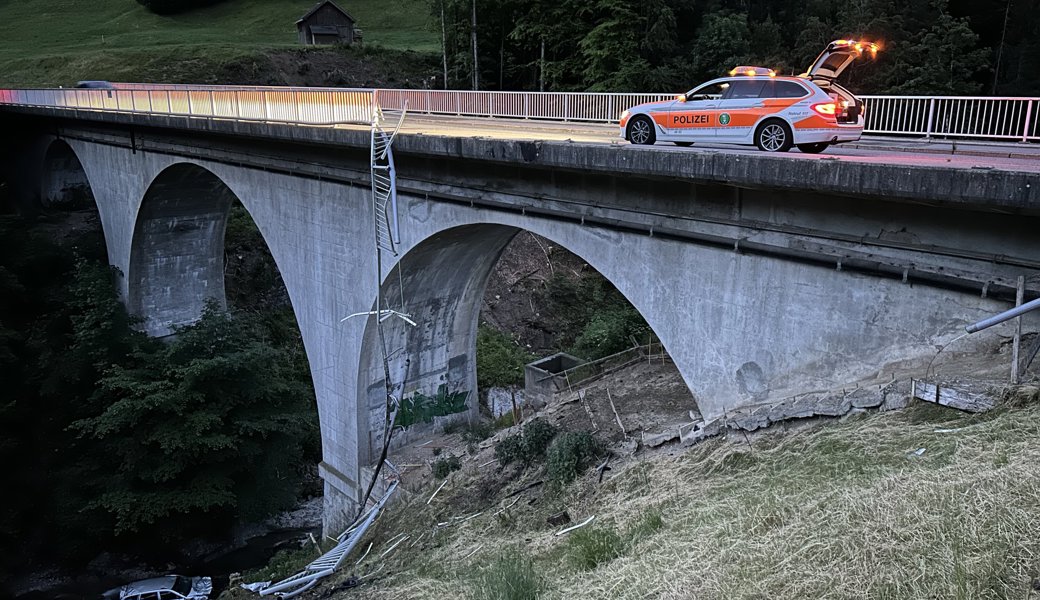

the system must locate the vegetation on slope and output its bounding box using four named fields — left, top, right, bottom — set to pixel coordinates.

left=0, top=209, right=319, bottom=580
left=289, top=390, right=1040, bottom=599
left=0, top=0, right=437, bottom=86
